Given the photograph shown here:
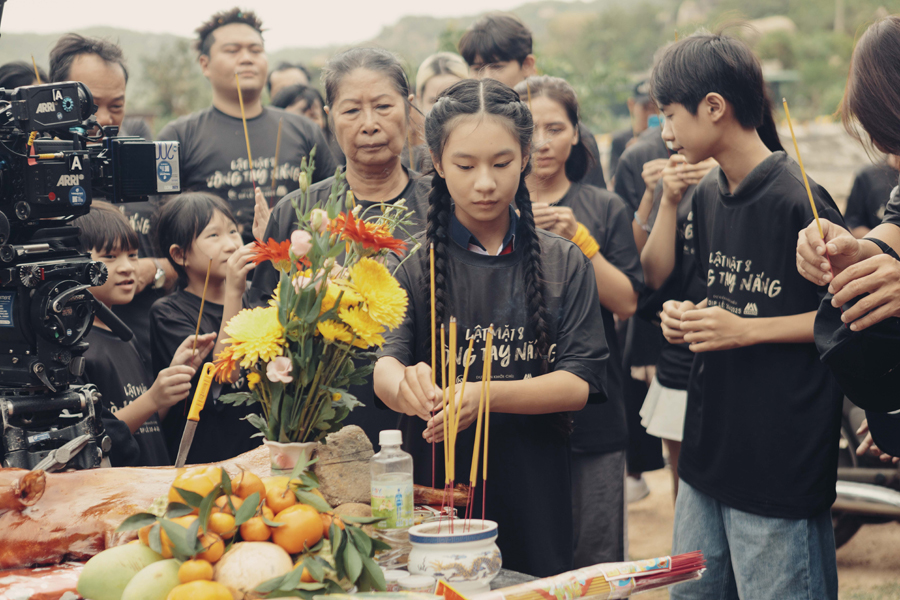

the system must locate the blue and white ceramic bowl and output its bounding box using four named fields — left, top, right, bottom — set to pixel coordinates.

left=408, top=519, right=501, bottom=595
